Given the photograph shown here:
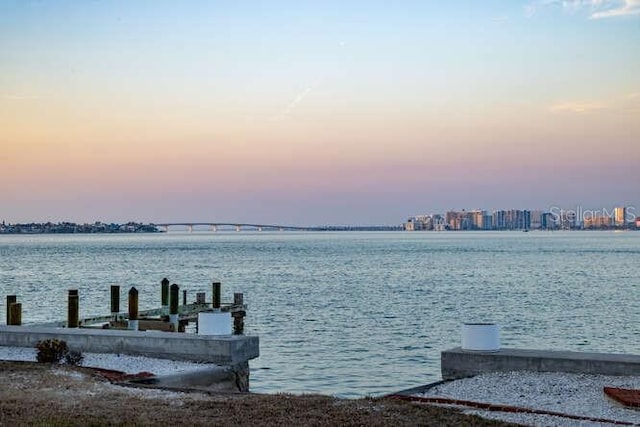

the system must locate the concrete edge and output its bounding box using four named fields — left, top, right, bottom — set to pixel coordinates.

left=387, top=379, right=454, bottom=397
left=0, top=325, right=259, bottom=365
left=441, top=347, right=640, bottom=380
